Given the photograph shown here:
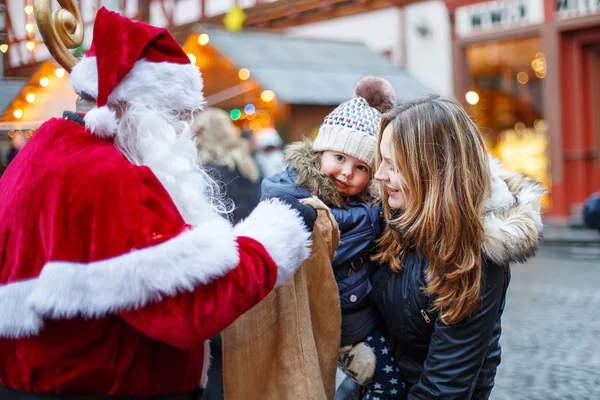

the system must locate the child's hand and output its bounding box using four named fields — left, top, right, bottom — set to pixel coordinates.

left=300, top=196, right=329, bottom=211
left=275, top=195, right=317, bottom=233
